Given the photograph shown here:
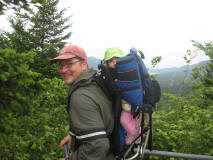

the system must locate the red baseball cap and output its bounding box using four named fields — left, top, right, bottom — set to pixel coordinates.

left=50, top=45, right=87, bottom=63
